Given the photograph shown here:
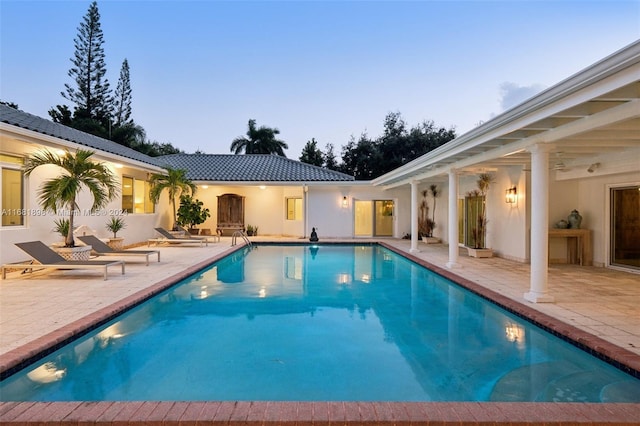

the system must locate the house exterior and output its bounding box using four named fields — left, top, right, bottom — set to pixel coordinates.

left=1, top=40, right=638, bottom=302
left=0, top=104, right=408, bottom=265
